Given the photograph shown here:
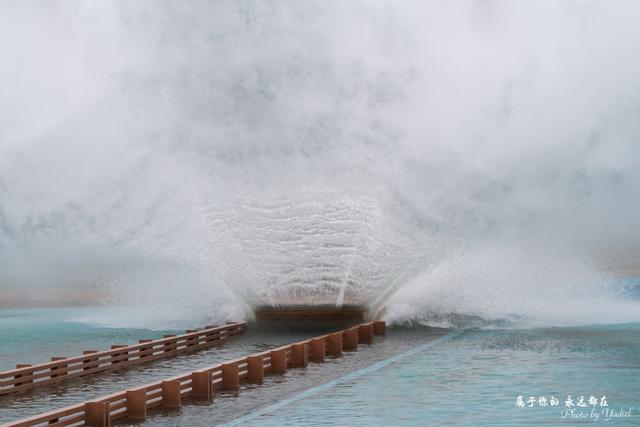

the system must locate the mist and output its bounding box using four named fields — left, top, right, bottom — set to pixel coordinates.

left=1, top=1, right=640, bottom=327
